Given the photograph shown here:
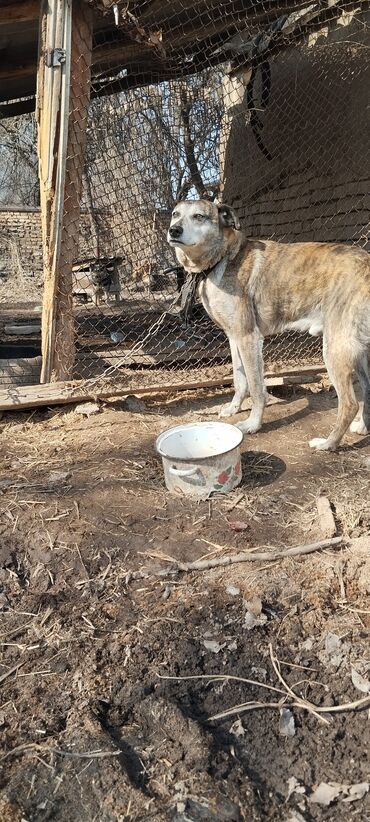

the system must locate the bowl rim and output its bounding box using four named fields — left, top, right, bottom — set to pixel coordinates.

left=155, top=421, right=243, bottom=461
